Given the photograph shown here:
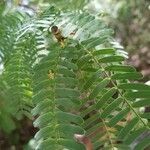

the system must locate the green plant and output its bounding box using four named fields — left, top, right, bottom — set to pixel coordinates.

left=0, top=4, right=150, bottom=150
